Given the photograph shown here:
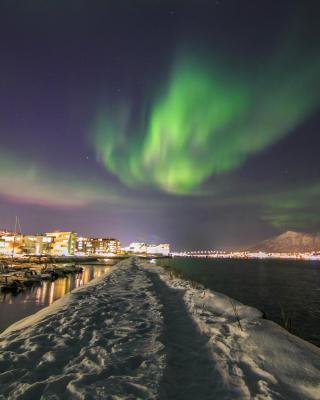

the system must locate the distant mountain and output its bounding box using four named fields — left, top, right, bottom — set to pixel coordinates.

left=248, top=231, right=320, bottom=253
